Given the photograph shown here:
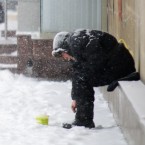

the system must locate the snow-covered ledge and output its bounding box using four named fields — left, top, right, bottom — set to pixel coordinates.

left=16, top=31, right=39, bottom=37
left=99, top=80, right=145, bottom=145
left=16, top=31, right=56, bottom=40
